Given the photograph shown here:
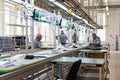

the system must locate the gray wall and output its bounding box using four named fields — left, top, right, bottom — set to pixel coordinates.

left=107, top=8, right=120, bottom=50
